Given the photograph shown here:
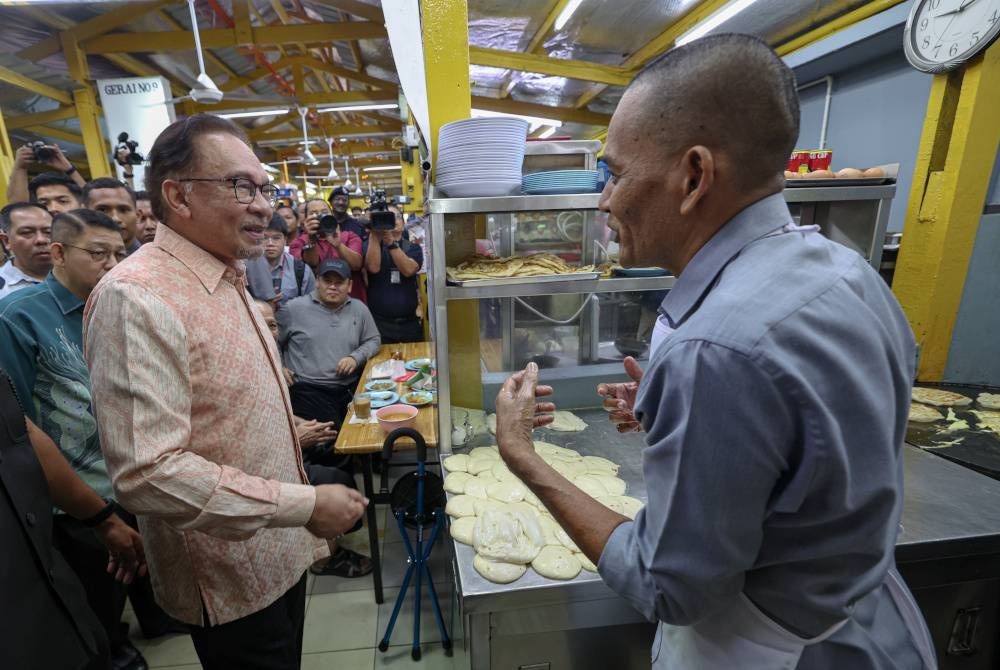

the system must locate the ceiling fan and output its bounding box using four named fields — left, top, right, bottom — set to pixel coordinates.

left=158, top=0, right=224, bottom=105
